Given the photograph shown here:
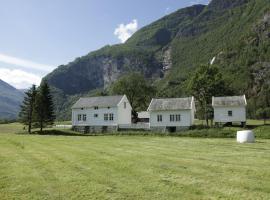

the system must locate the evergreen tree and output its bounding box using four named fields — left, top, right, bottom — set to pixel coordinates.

left=34, top=81, right=55, bottom=132
left=19, top=85, right=37, bottom=133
